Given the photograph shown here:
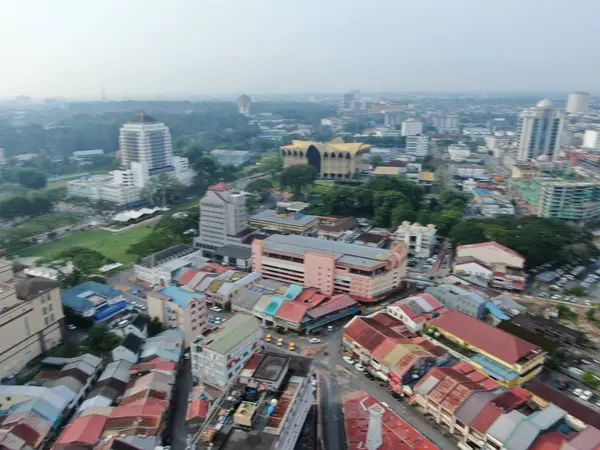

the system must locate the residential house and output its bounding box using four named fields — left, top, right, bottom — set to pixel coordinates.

left=386, top=293, right=447, bottom=332
left=112, top=334, right=143, bottom=364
